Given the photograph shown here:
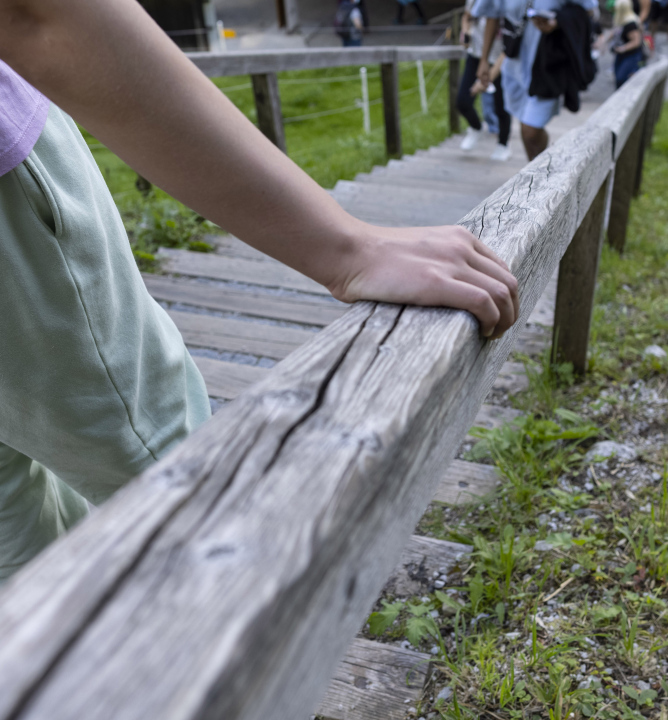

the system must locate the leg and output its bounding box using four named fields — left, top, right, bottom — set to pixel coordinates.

left=493, top=75, right=511, bottom=146
left=0, top=443, right=89, bottom=581
left=395, top=2, right=405, bottom=23
left=0, top=104, right=211, bottom=577
left=412, top=0, right=427, bottom=22
left=521, top=123, right=549, bottom=161
left=456, top=55, right=482, bottom=130
left=481, top=91, right=499, bottom=135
